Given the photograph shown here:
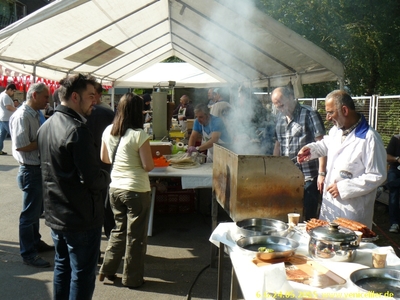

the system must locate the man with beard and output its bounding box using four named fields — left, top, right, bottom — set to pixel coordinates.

left=297, top=90, right=387, bottom=228
left=37, top=74, right=111, bottom=300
